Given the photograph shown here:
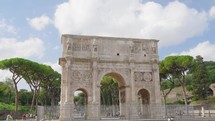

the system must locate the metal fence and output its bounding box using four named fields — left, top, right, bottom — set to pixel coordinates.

left=37, top=104, right=215, bottom=121
left=37, top=106, right=60, bottom=120
left=100, top=105, right=120, bottom=118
